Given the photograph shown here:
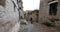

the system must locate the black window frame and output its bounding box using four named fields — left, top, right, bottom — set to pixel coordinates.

left=49, top=2, right=58, bottom=16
